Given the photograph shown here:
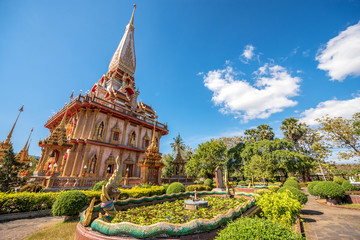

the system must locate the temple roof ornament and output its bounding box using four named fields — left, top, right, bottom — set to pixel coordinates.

left=17, top=128, right=33, bottom=163
left=147, top=121, right=159, bottom=153
left=39, top=103, right=72, bottom=148
left=108, top=4, right=137, bottom=76
left=5, top=105, right=23, bottom=145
